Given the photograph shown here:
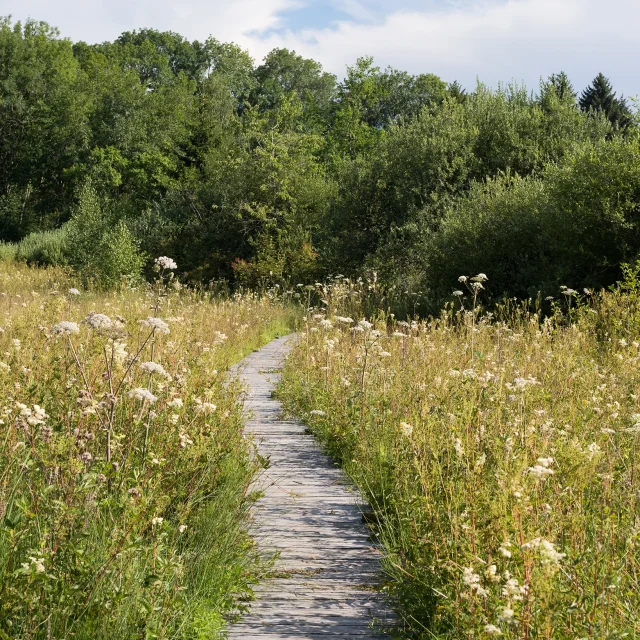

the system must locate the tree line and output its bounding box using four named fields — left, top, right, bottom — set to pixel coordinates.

left=1, top=17, right=638, bottom=306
